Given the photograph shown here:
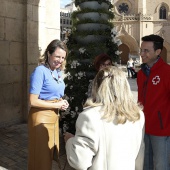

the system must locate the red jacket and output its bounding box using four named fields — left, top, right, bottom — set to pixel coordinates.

left=137, top=58, right=170, bottom=136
